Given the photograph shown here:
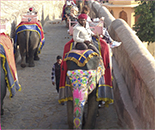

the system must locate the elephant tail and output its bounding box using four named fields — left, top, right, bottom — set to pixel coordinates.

left=25, top=31, right=30, bottom=58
